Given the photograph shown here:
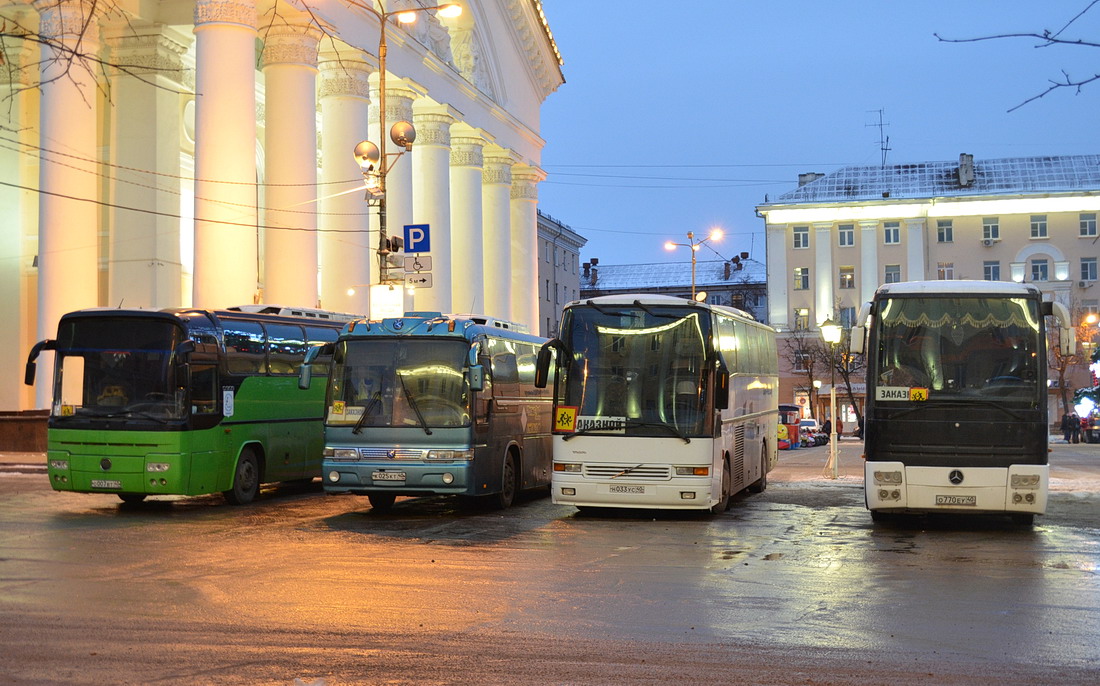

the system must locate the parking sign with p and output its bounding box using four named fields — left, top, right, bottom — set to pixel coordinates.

left=404, top=224, right=430, bottom=253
